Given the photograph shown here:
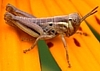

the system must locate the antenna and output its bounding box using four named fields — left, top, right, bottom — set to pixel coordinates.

left=81, top=6, right=98, bottom=22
